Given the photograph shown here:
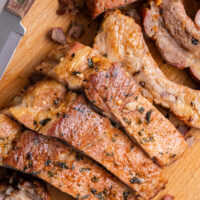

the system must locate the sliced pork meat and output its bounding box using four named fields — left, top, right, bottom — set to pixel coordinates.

left=33, top=44, right=187, bottom=167
left=160, top=0, right=200, bottom=55
left=93, top=10, right=200, bottom=129
left=10, top=80, right=167, bottom=199
left=0, top=167, right=51, bottom=200
left=143, top=2, right=194, bottom=69
left=143, top=1, right=200, bottom=81
left=0, top=115, right=134, bottom=200
left=85, top=0, right=137, bottom=19
left=85, top=64, right=187, bottom=167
